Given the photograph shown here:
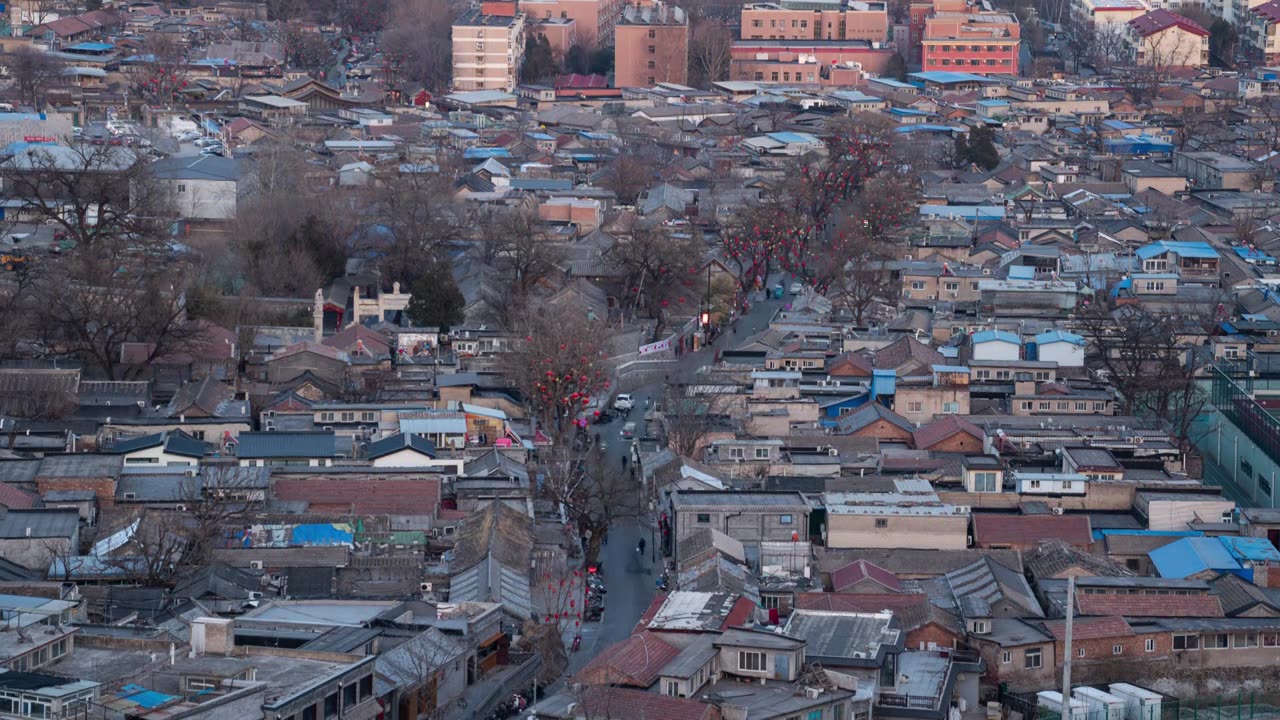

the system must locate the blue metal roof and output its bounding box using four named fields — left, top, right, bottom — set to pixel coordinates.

left=895, top=124, right=960, bottom=134
left=117, top=686, right=178, bottom=709
left=66, top=41, right=114, bottom=52
left=767, top=131, right=821, bottom=144
left=1235, top=246, right=1276, bottom=262
left=1136, top=240, right=1219, bottom=260
left=971, top=329, right=1019, bottom=345
left=1007, top=266, right=1036, bottom=280
left=919, top=205, right=1005, bottom=219
left=888, top=107, right=933, bottom=116
left=1220, top=536, right=1280, bottom=563
left=1149, top=537, right=1244, bottom=579
left=930, top=364, right=971, bottom=373
left=908, top=71, right=995, bottom=84
left=462, top=147, right=510, bottom=160
left=1035, top=330, right=1085, bottom=346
